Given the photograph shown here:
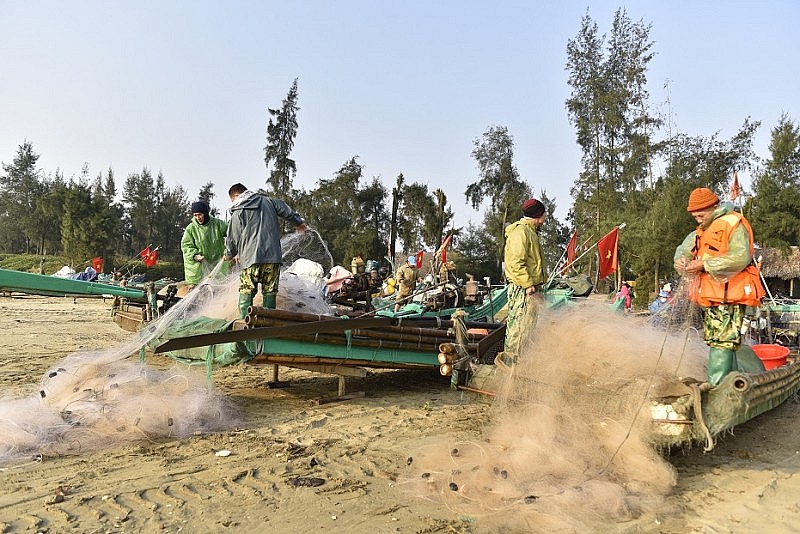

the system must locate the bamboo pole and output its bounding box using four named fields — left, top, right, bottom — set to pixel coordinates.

left=244, top=313, right=491, bottom=345
left=244, top=315, right=466, bottom=346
